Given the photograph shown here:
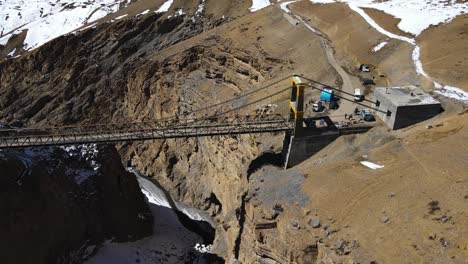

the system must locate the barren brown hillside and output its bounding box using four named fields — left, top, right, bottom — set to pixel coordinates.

left=297, top=112, right=468, bottom=263
left=0, top=0, right=466, bottom=263
left=288, top=1, right=423, bottom=88
left=418, top=14, right=468, bottom=91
